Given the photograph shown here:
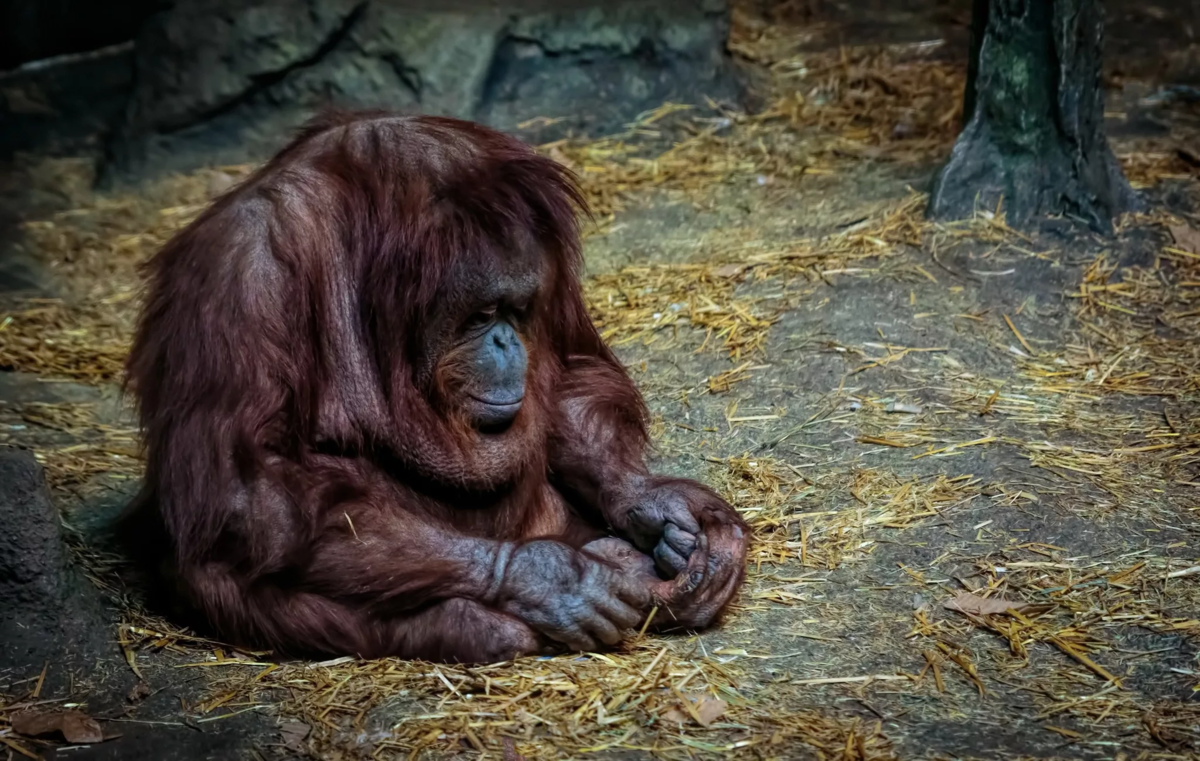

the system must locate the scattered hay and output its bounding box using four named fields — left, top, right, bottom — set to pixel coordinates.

left=0, top=300, right=129, bottom=382
left=711, top=453, right=983, bottom=577
left=542, top=42, right=966, bottom=222
left=0, top=401, right=139, bottom=497
left=1028, top=228, right=1200, bottom=399
left=756, top=47, right=965, bottom=163
left=0, top=166, right=244, bottom=383
left=586, top=193, right=928, bottom=361
left=1119, top=147, right=1200, bottom=189
left=907, top=551, right=1200, bottom=723
left=111, top=616, right=900, bottom=760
